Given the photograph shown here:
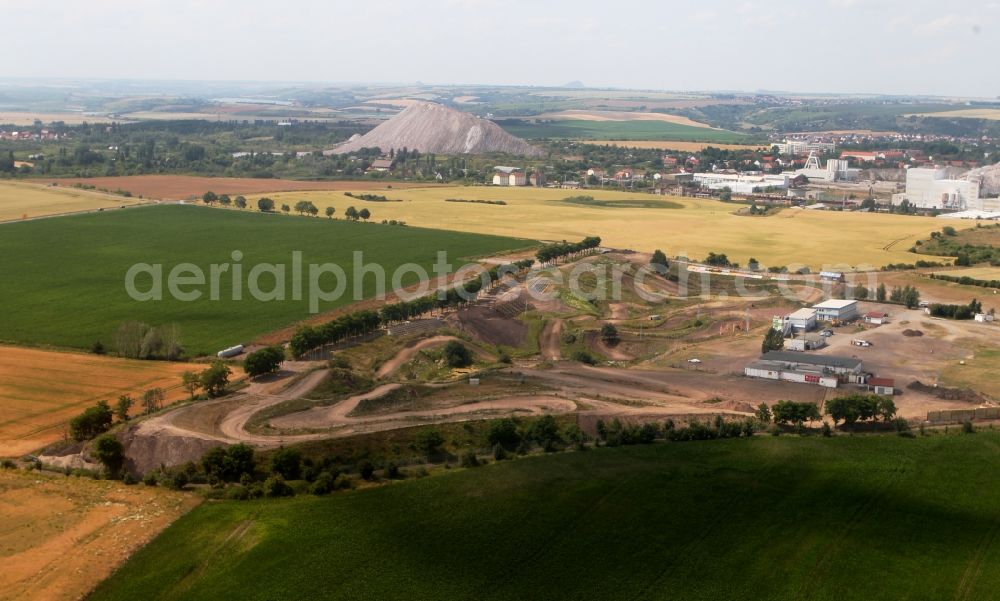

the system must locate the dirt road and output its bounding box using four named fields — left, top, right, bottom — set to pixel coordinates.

left=540, top=319, right=563, bottom=361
